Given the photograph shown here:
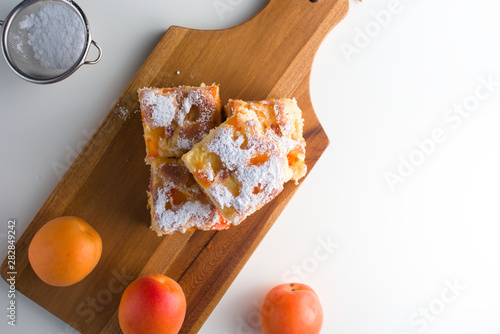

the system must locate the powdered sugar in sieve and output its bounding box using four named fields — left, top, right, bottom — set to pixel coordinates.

left=18, top=3, right=86, bottom=70
left=0, top=0, right=102, bottom=84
